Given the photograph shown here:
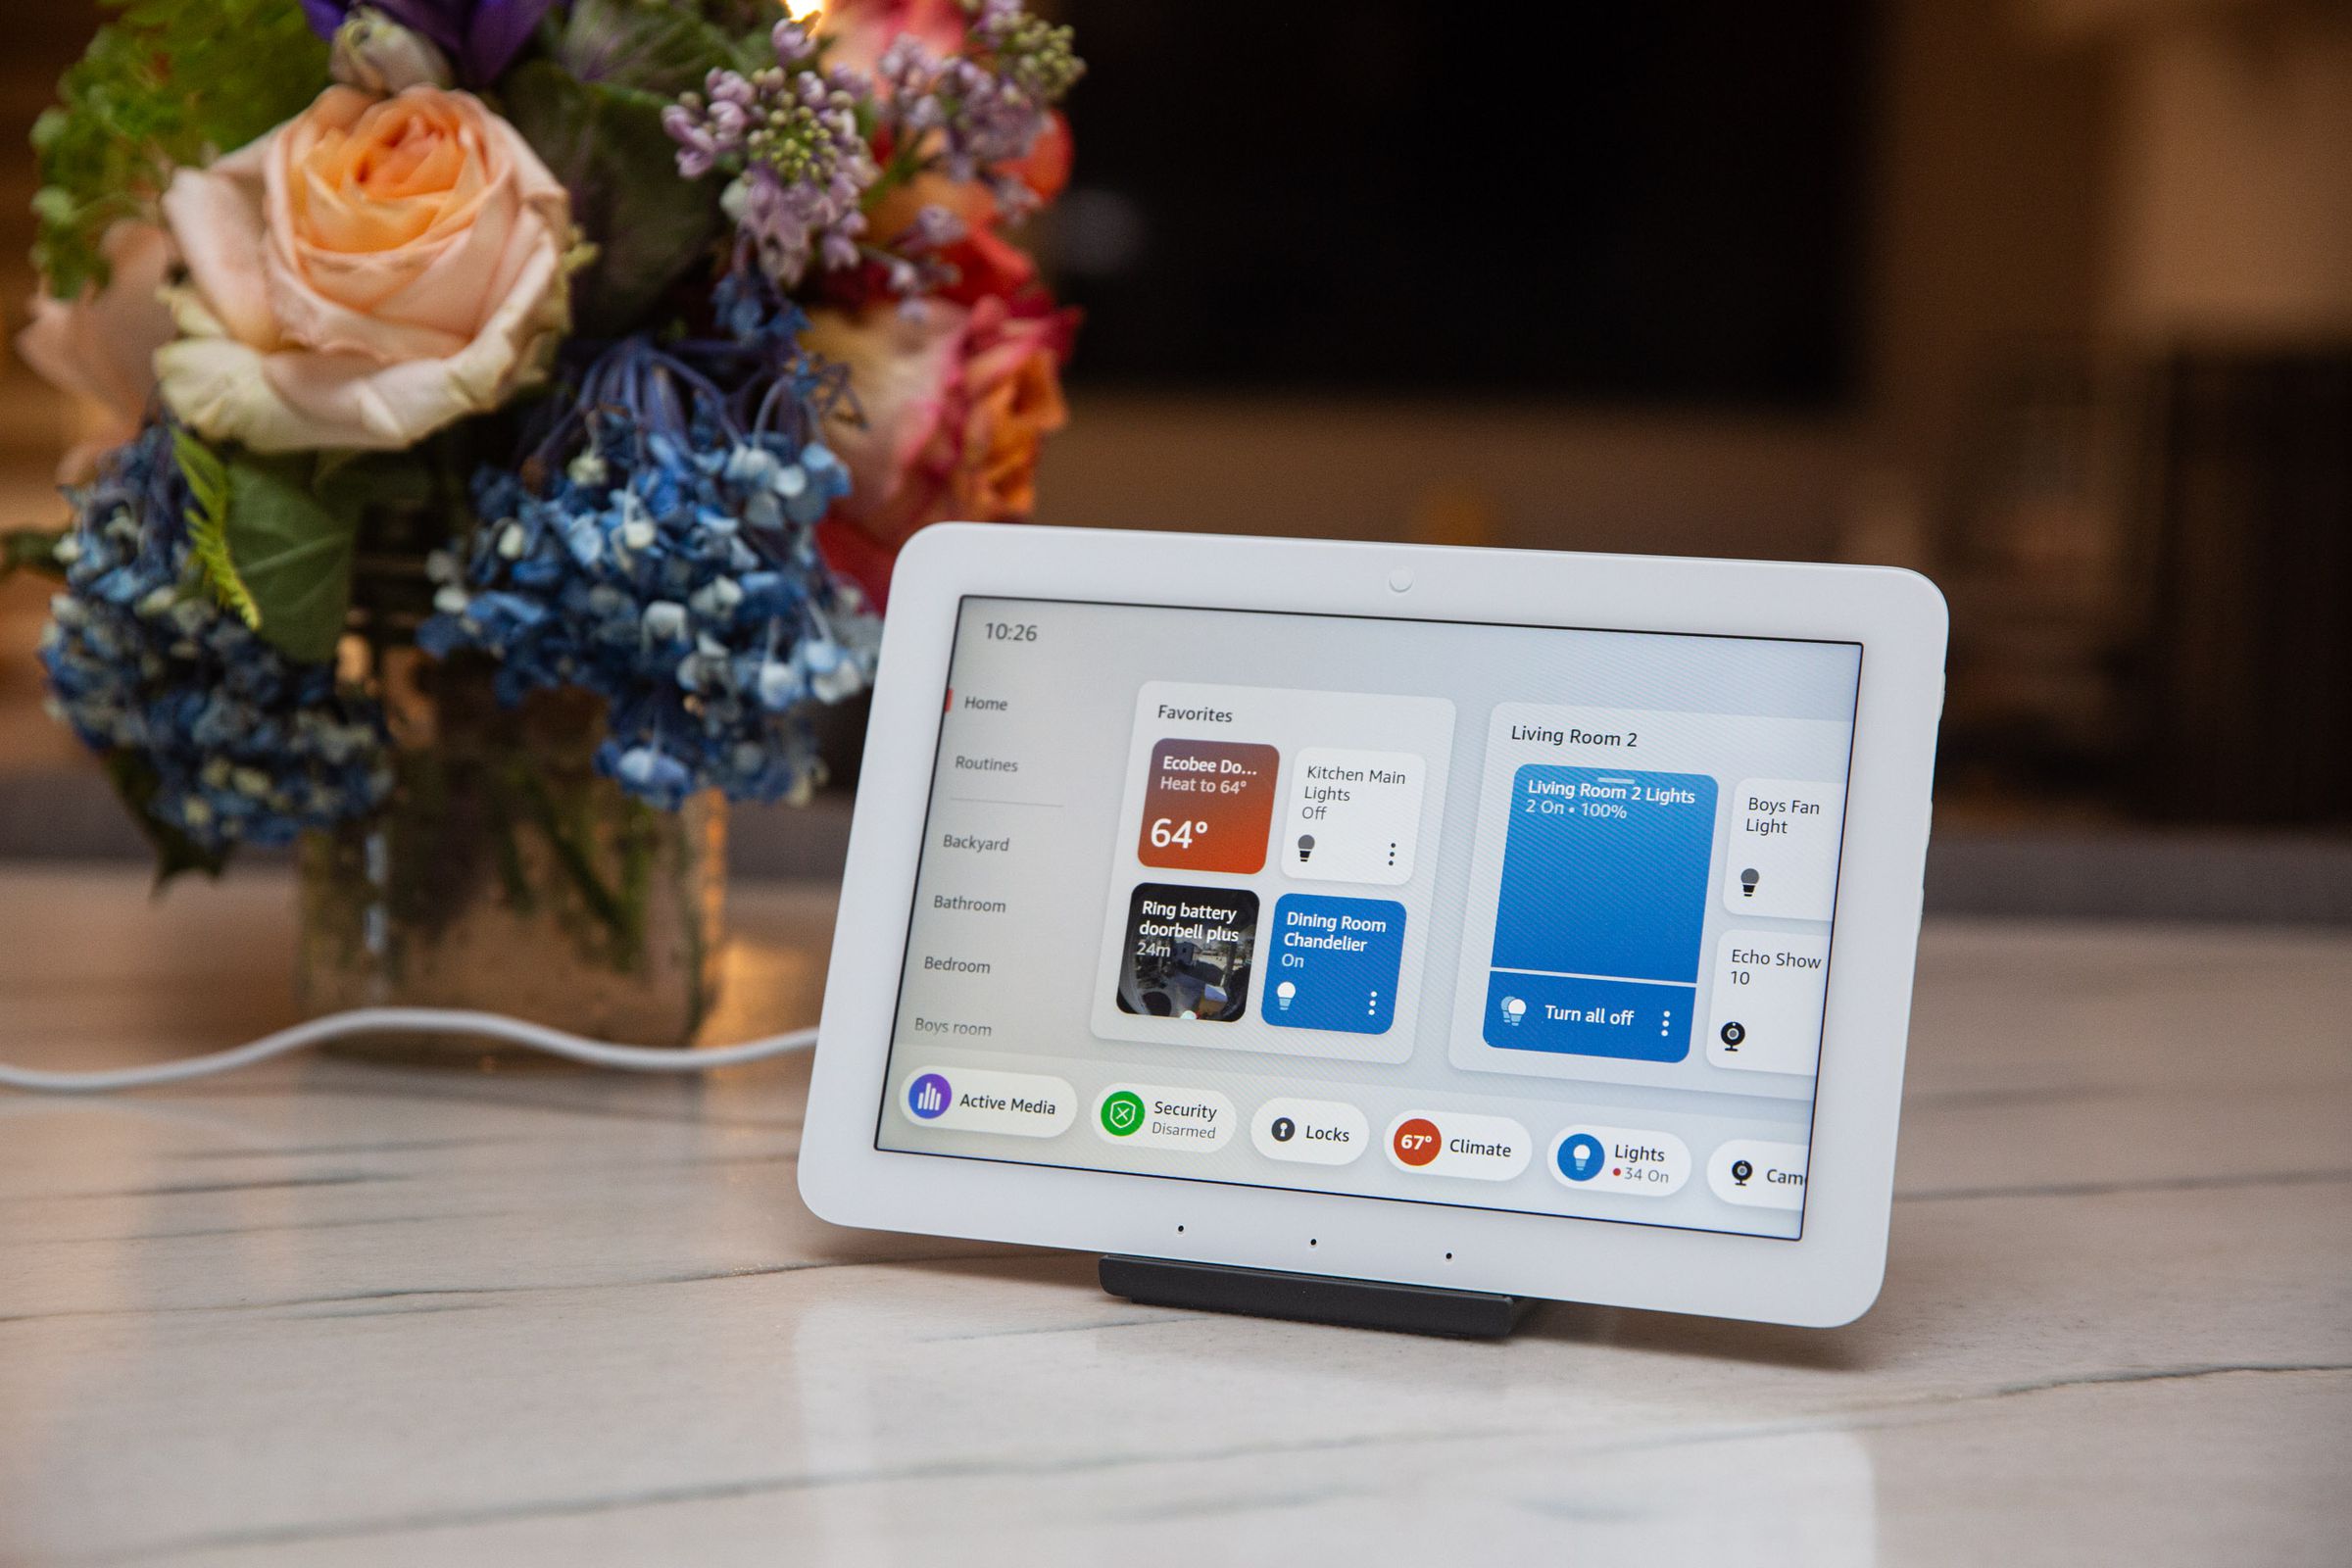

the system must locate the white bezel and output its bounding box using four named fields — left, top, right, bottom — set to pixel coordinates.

left=801, top=524, right=1945, bottom=1327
